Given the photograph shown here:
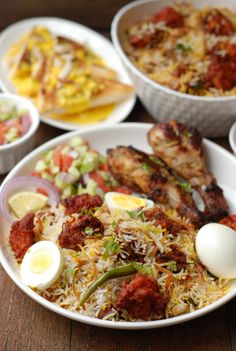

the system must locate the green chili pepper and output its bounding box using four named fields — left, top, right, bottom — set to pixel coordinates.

left=79, top=264, right=138, bottom=306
